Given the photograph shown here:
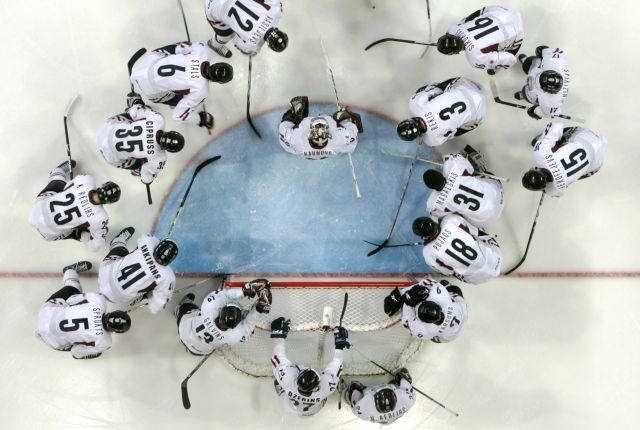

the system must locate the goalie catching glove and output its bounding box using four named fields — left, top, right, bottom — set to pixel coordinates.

left=242, top=278, right=271, bottom=298
left=270, top=317, right=290, bottom=339
left=333, top=326, right=350, bottom=350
